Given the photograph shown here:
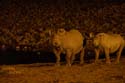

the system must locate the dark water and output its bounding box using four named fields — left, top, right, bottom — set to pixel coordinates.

left=0, top=49, right=91, bottom=65
left=0, top=50, right=55, bottom=65
left=0, top=49, right=125, bottom=65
